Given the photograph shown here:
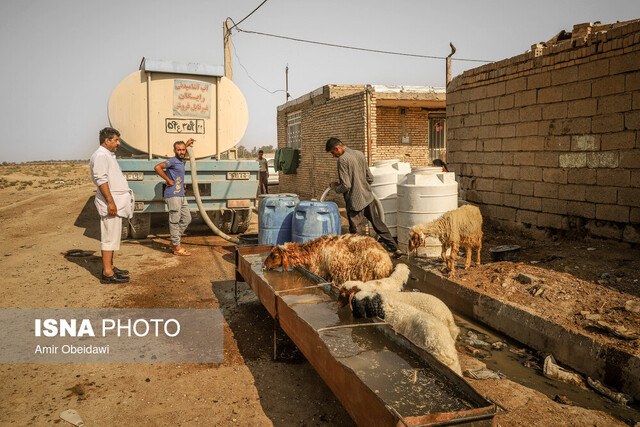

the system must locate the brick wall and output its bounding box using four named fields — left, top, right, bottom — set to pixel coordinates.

left=372, top=106, right=436, bottom=166
left=277, top=87, right=367, bottom=206
left=447, top=20, right=640, bottom=243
